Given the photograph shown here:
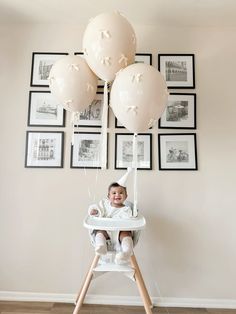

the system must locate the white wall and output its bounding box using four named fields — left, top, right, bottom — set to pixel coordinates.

left=0, top=23, right=236, bottom=306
